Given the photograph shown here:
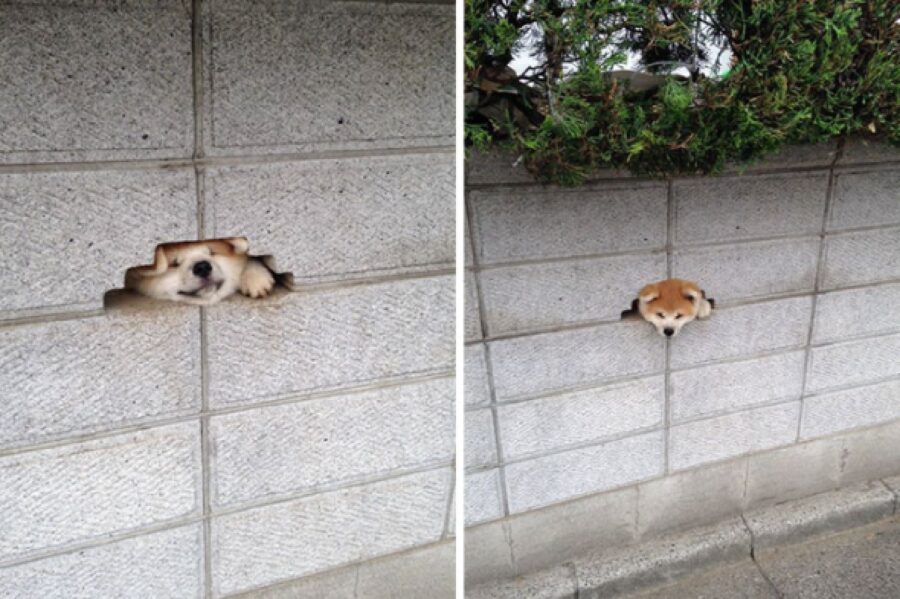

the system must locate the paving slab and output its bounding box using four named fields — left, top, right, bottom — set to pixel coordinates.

left=466, top=565, right=577, bottom=599
left=755, top=516, right=900, bottom=599
left=625, top=560, right=777, bottom=599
